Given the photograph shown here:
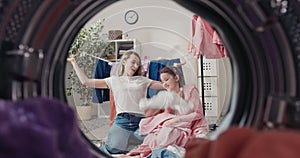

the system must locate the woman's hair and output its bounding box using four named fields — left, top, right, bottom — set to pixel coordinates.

left=160, top=66, right=185, bottom=87
left=117, top=50, right=143, bottom=76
